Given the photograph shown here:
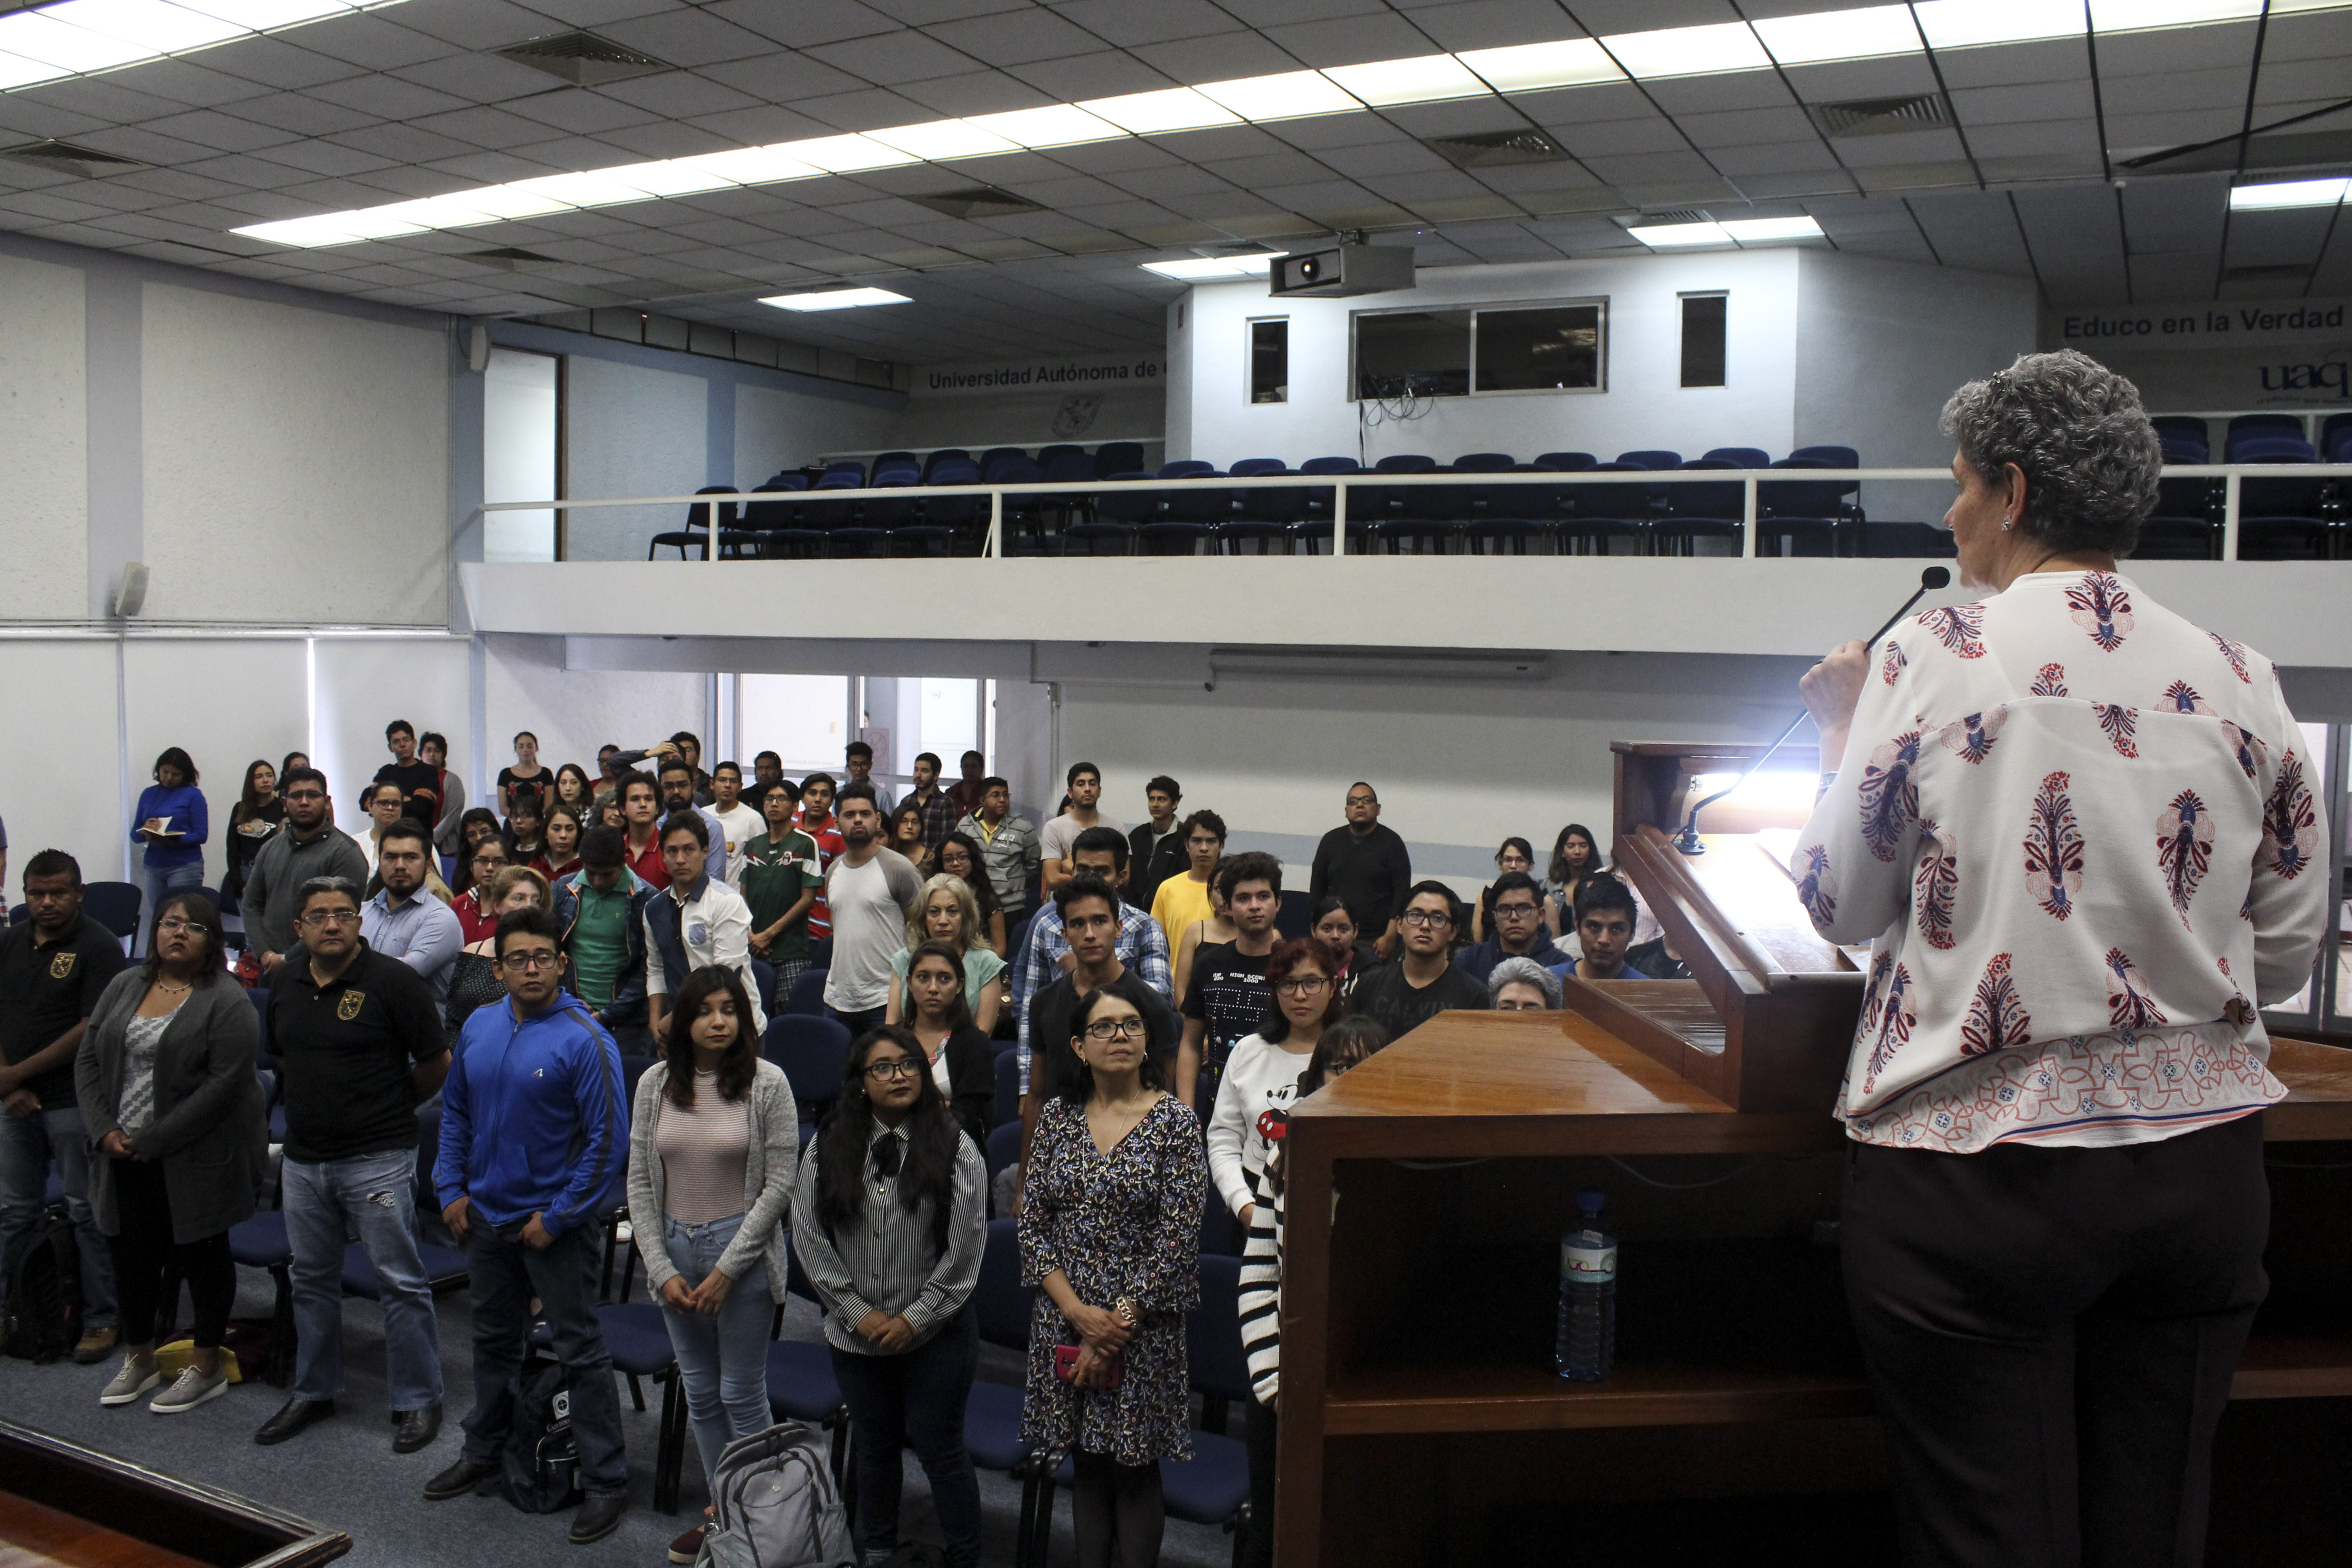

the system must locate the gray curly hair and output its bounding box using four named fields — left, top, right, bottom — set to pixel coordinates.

left=1487, top=956, right=1563, bottom=1008
left=1938, top=349, right=2162, bottom=555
